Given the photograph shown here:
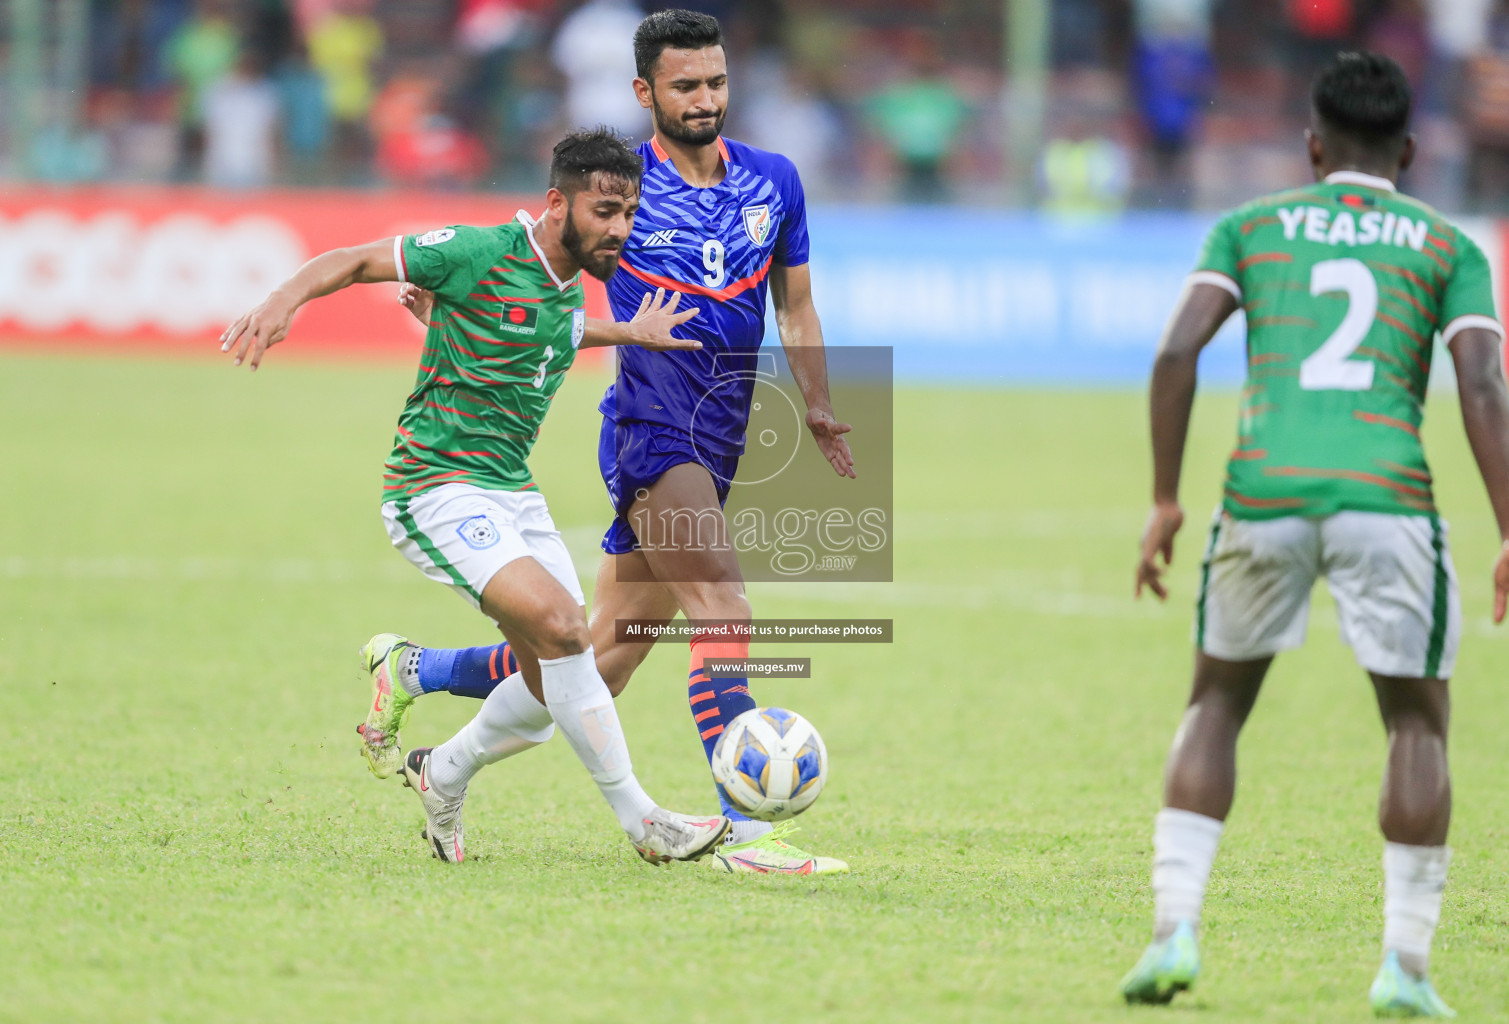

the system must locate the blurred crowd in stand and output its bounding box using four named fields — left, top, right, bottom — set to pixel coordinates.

left=4, top=0, right=1509, bottom=212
